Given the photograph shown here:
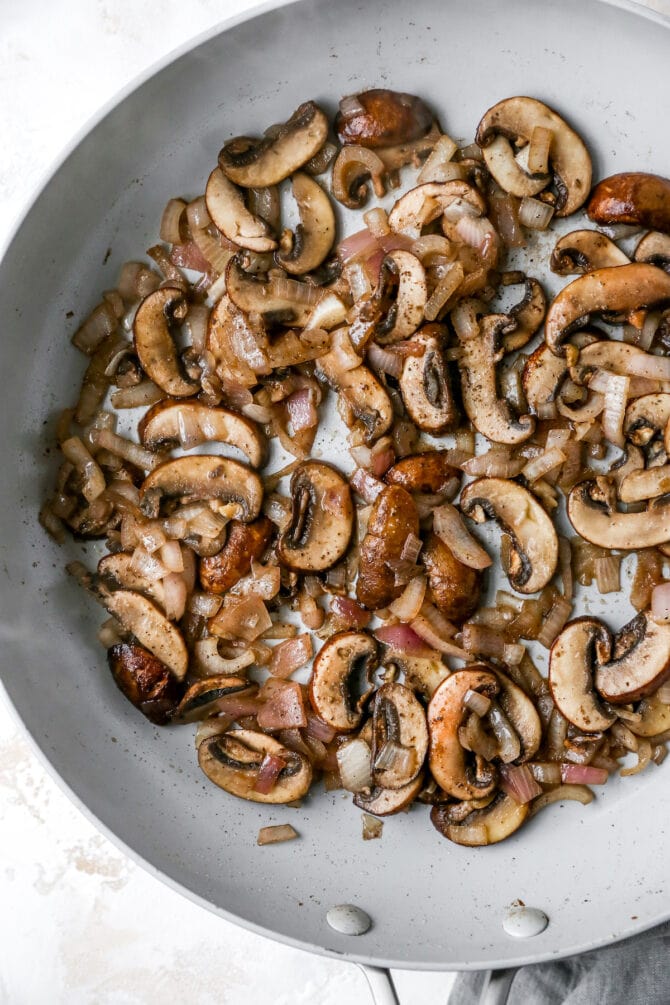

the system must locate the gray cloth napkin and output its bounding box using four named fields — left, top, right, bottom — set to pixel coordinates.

left=448, top=922, right=670, bottom=1004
